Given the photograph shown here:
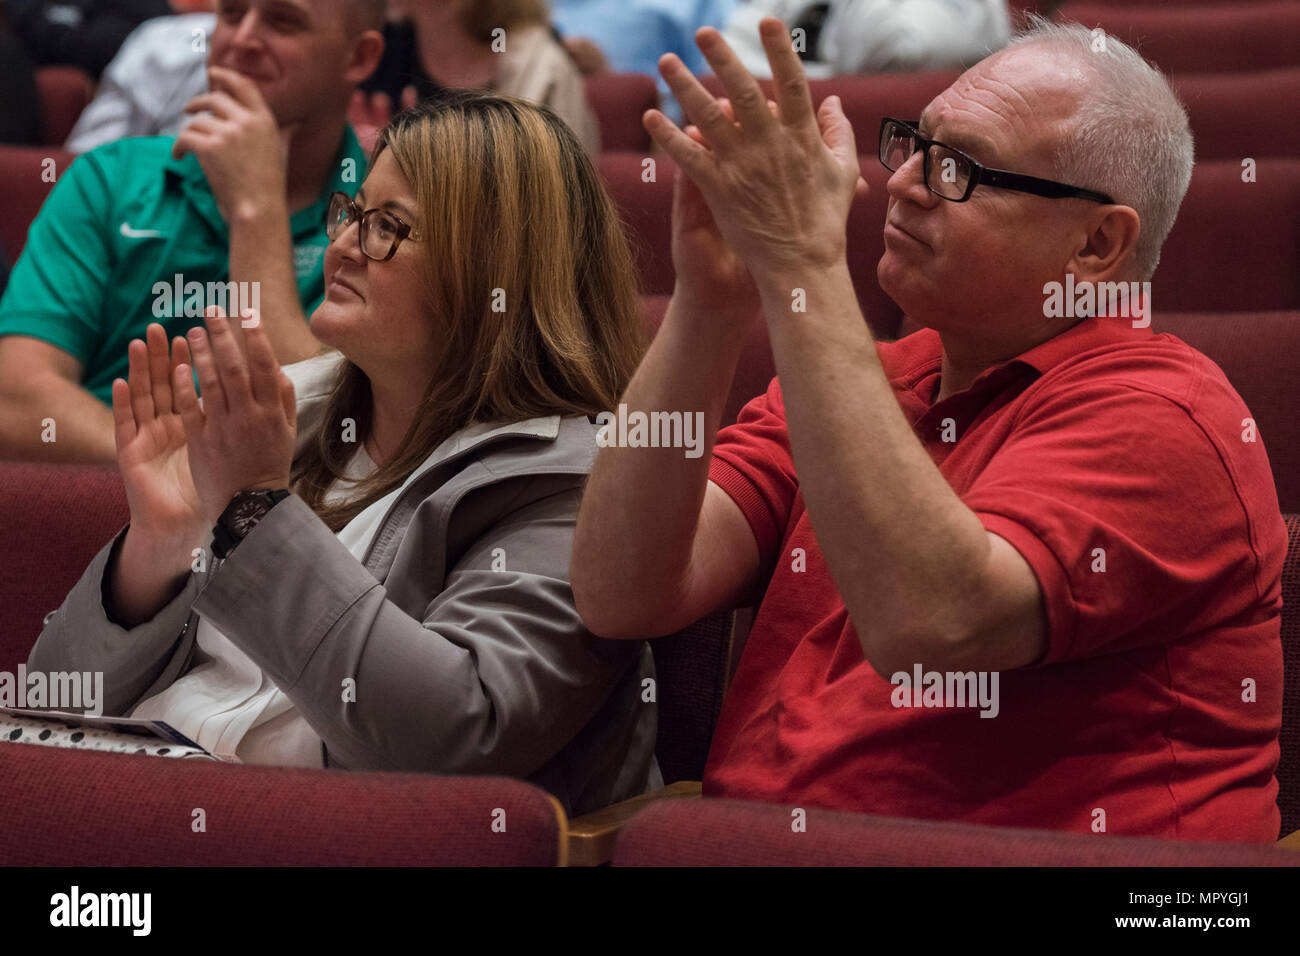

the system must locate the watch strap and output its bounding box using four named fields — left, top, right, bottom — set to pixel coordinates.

left=211, top=489, right=290, bottom=559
